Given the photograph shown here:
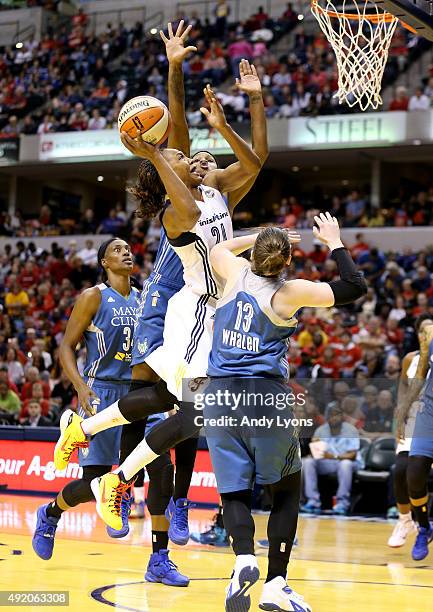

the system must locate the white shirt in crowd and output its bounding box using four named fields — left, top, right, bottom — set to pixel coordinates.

left=408, top=94, right=430, bottom=111
left=77, top=246, right=98, bottom=266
